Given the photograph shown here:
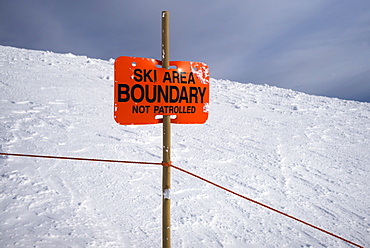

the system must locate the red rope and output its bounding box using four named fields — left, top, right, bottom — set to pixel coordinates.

left=169, top=164, right=364, bottom=248
left=0, top=152, right=363, bottom=247
left=0, top=152, right=162, bottom=166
